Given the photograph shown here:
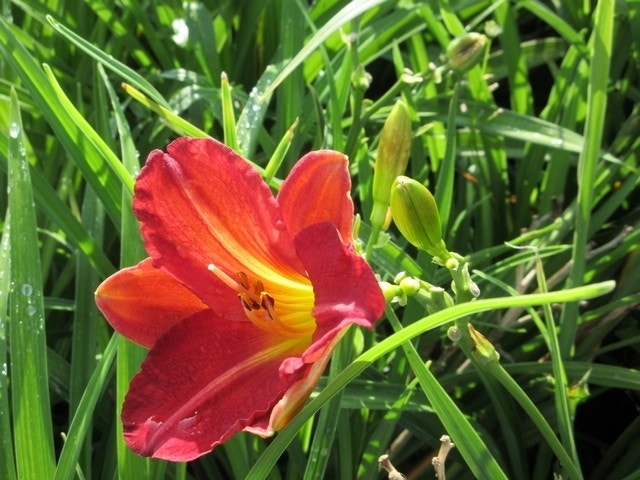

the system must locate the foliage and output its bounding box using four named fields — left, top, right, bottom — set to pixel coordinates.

left=1, top=0, right=639, bottom=479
